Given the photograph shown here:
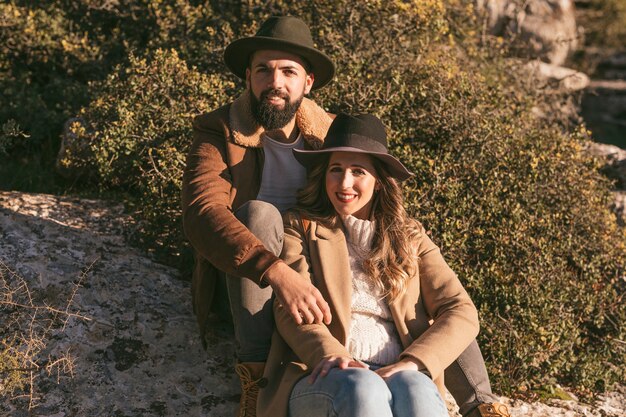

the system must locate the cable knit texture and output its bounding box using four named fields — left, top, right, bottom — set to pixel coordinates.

left=341, top=215, right=403, bottom=365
